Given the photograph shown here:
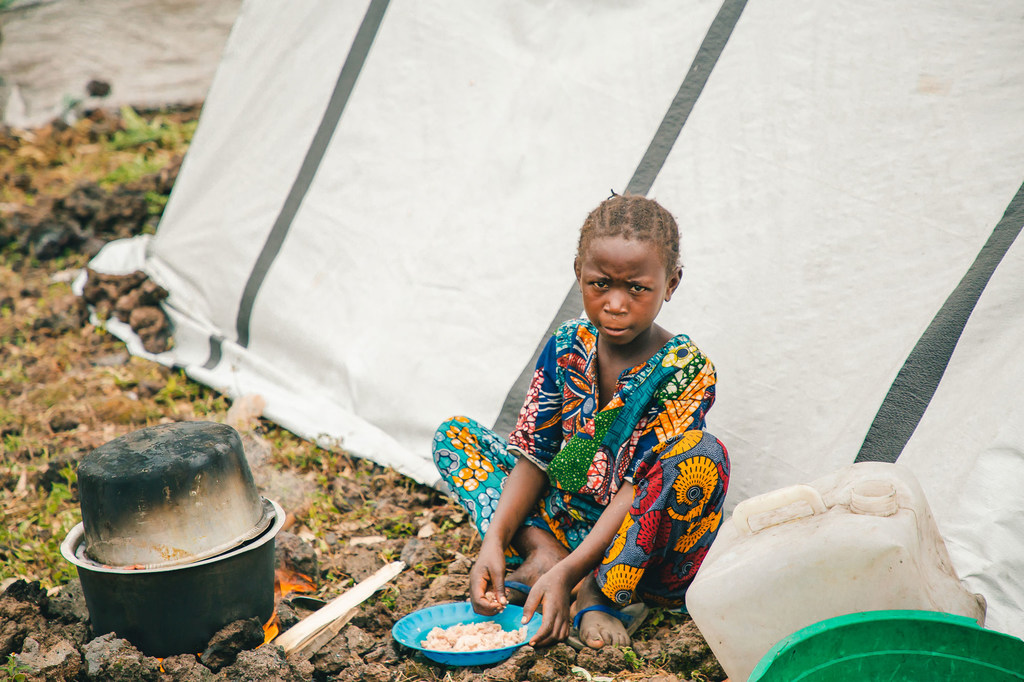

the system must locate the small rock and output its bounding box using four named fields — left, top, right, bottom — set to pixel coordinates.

left=399, top=537, right=441, bottom=568
left=217, top=644, right=312, bottom=682
left=417, top=521, right=439, bottom=538
left=3, top=580, right=48, bottom=608
left=0, top=597, right=42, bottom=658
left=13, top=633, right=82, bottom=680
left=158, top=653, right=216, bottom=681
left=446, top=554, right=473, bottom=575
left=86, top=80, right=112, bottom=98
left=44, top=579, right=90, bottom=624
left=275, top=531, right=319, bottom=579
left=275, top=601, right=299, bottom=631
left=82, top=633, right=160, bottom=681
left=309, top=625, right=374, bottom=676
left=198, top=617, right=264, bottom=672
left=575, top=644, right=628, bottom=674
left=481, top=644, right=537, bottom=681
left=527, top=657, right=562, bottom=682
left=546, top=642, right=577, bottom=666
